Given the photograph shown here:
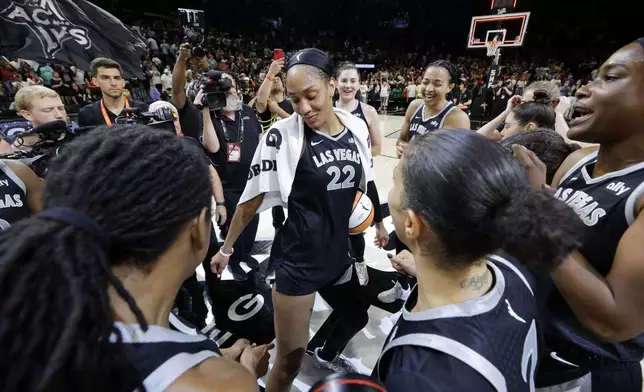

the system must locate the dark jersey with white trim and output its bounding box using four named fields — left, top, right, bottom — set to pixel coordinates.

left=408, top=101, right=457, bottom=141
left=377, top=254, right=539, bottom=392
left=335, top=100, right=368, bottom=128
left=269, top=126, right=362, bottom=295
left=541, top=151, right=644, bottom=364
left=0, top=161, right=30, bottom=230
left=116, top=316, right=221, bottom=392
